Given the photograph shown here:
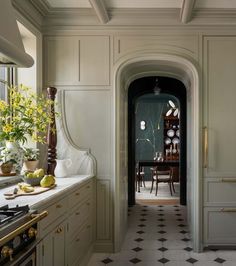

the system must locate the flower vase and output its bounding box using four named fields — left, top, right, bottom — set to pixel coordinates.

left=4, top=141, right=24, bottom=174
left=23, top=160, right=39, bottom=172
